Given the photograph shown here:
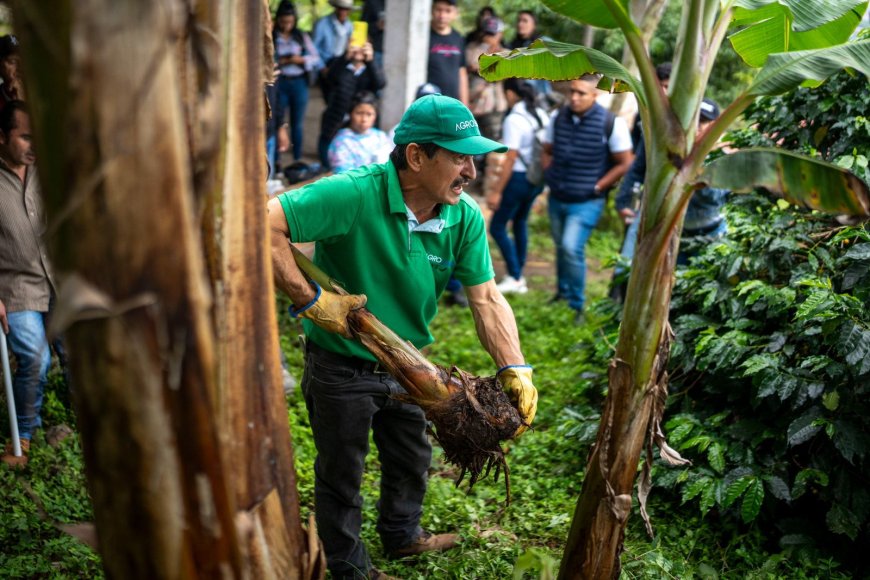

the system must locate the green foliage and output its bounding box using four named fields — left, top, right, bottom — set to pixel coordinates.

left=728, top=69, right=870, bottom=185
left=701, top=148, right=870, bottom=215
left=663, top=189, right=870, bottom=567
left=728, top=0, right=868, bottom=66
left=602, top=0, right=754, bottom=105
